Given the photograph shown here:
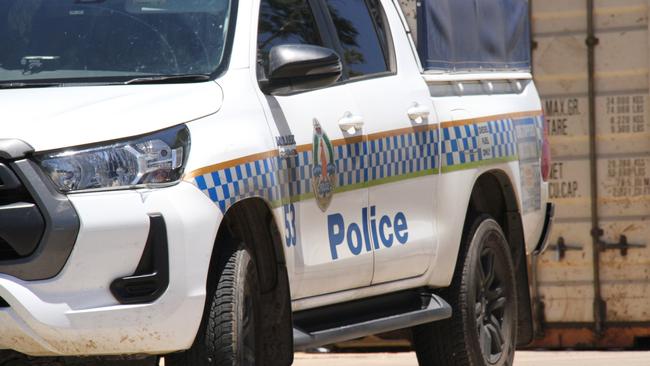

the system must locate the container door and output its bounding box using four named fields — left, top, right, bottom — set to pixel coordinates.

left=531, top=0, right=650, bottom=347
